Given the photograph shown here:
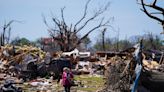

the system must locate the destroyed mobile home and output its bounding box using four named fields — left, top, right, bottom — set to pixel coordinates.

left=0, top=42, right=163, bottom=92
